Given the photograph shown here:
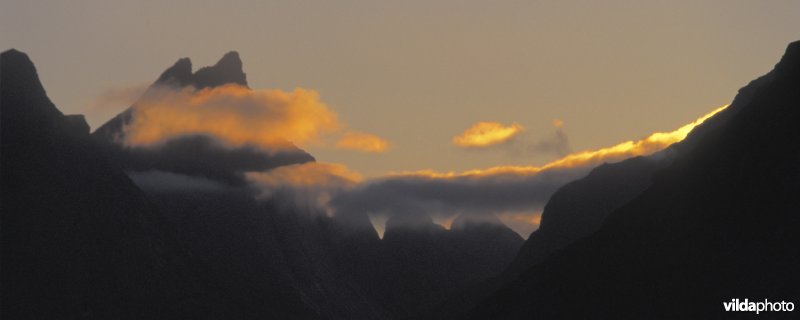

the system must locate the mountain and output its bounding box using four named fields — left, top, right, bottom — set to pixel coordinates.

left=93, top=51, right=248, bottom=142
left=140, top=188, right=387, bottom=319
left=466, top=41, right=800, bottom=319
left=381, top=212, right=523, bottom=318
left=506, top=155, right=665, bottom=275
left=427, top=154, right=667, bottom=320
left=0, top=49, right=238, bottom=319
left=100, top=52, right=528, bottom=319
left=92, top=52, right=313, bottom=185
